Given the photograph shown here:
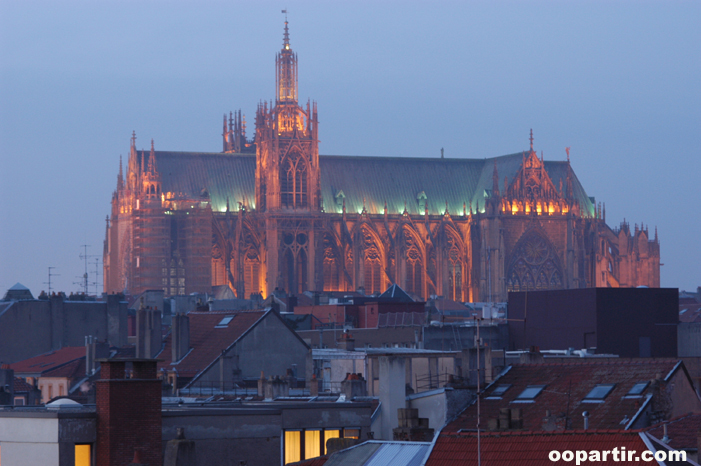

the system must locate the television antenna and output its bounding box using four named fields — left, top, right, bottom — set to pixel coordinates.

left=44, top=266, right=59, bottom=294
left=79, top=245, right=100, bottom=295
